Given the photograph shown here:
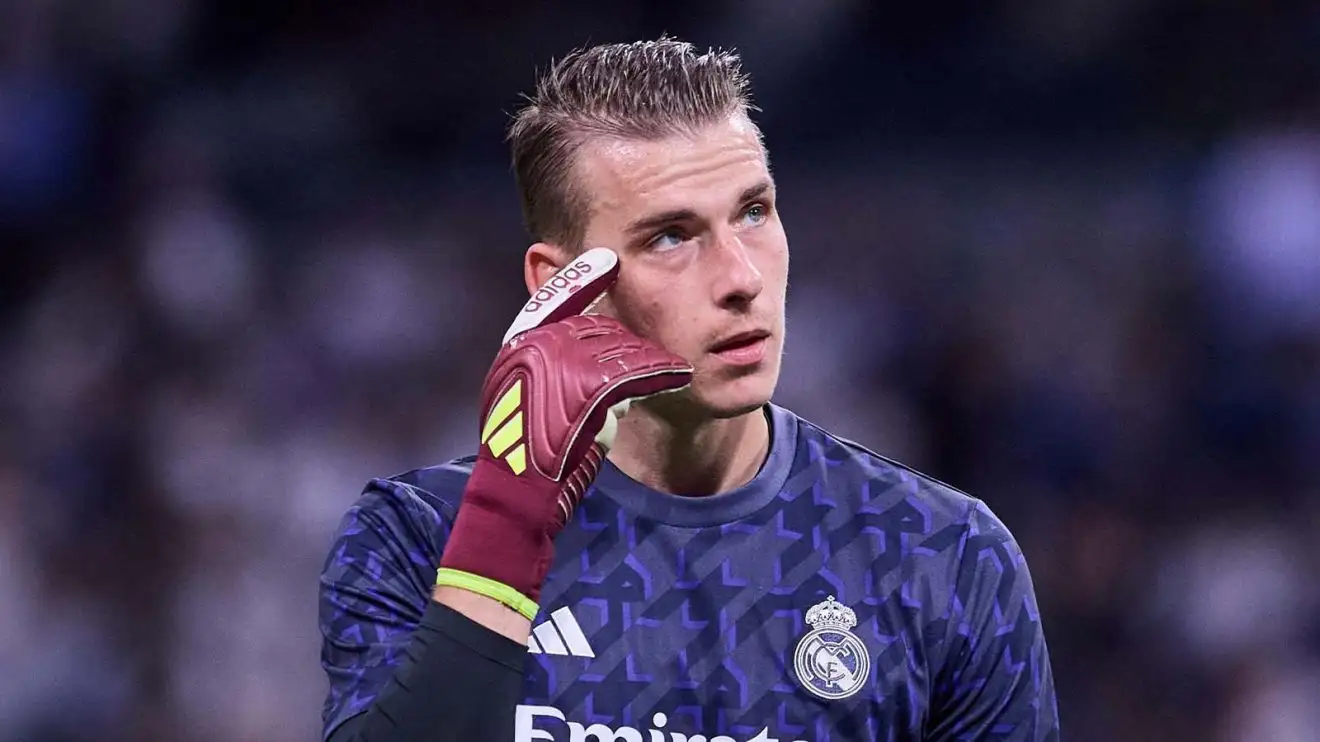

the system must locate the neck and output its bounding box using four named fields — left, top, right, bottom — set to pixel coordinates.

left=606, top=402, right=771, bottom=496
